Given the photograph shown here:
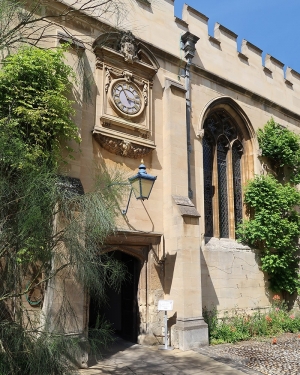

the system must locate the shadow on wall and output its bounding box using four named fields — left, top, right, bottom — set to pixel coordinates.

left=200, top=246, right=219, bottom=310
left=168, top=311, right=177, bottom=347
left=156, top=252, right=177, bottom=295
